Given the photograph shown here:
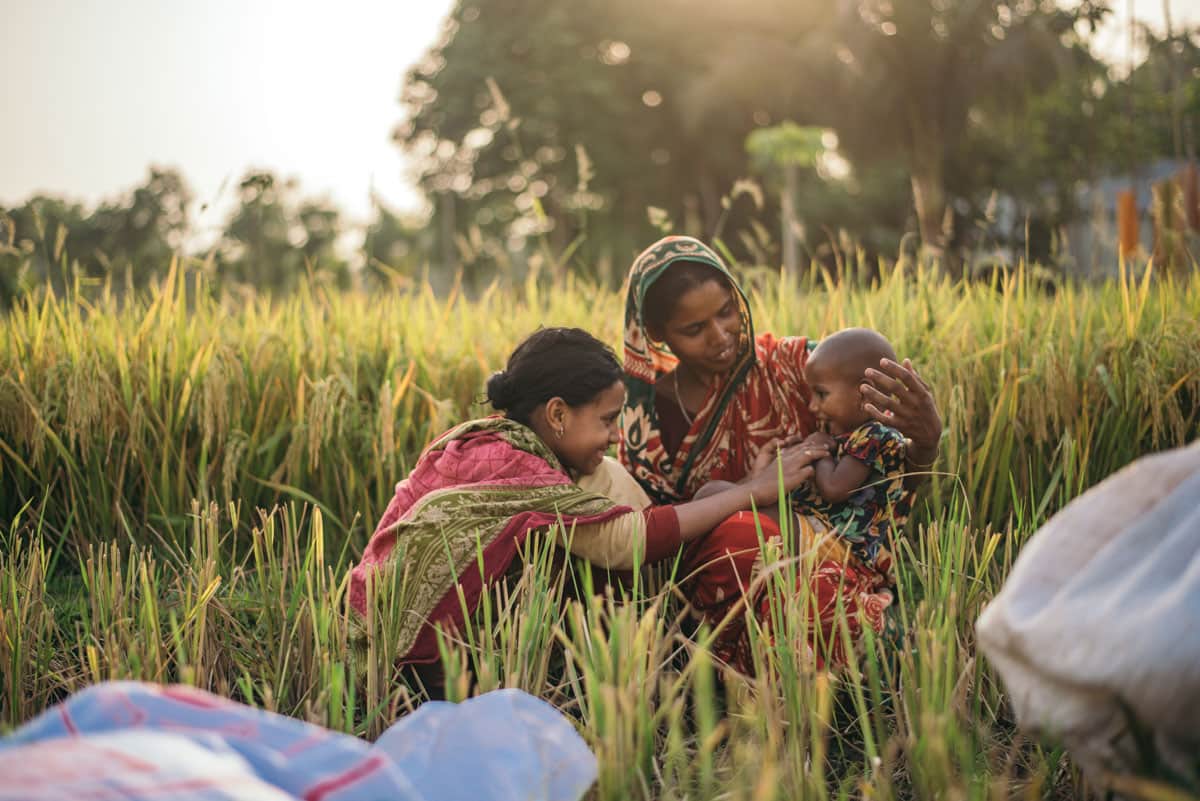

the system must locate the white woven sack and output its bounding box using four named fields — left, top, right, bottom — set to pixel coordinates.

left=976, top=440, right=1200, bottom=786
